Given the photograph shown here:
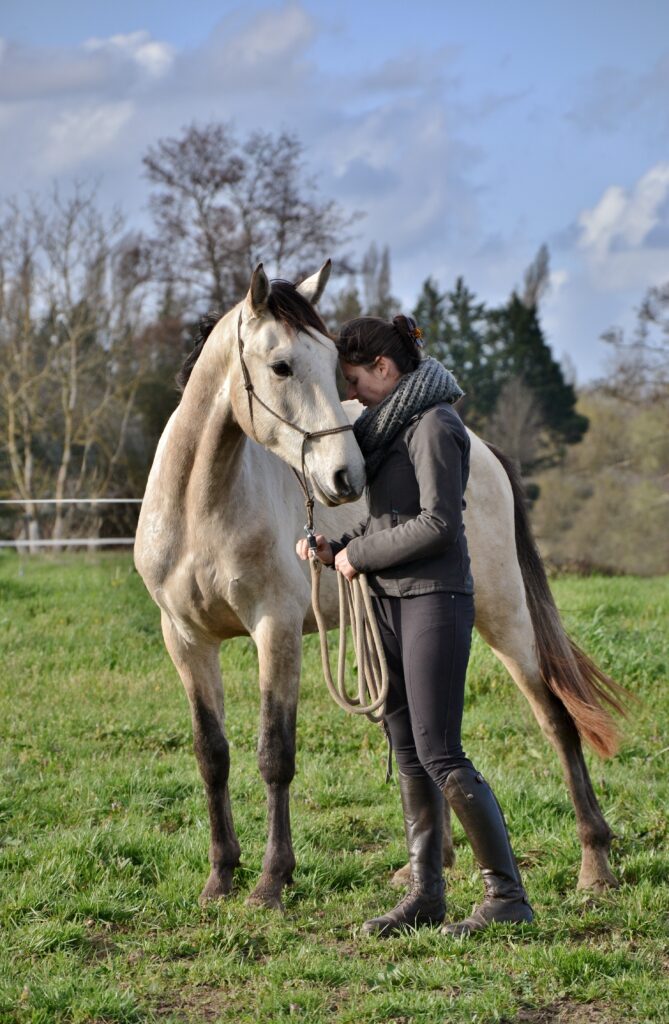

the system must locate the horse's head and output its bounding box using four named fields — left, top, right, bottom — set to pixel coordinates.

left=229, top=262, right=366, bottom=506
